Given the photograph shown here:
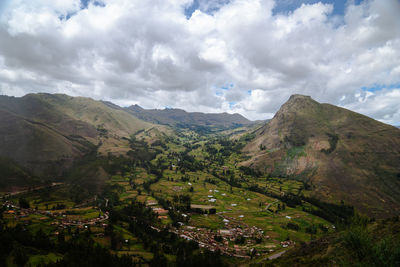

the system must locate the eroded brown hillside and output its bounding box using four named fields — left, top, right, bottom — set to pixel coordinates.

left=242, top=95, right=400, bottom=218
